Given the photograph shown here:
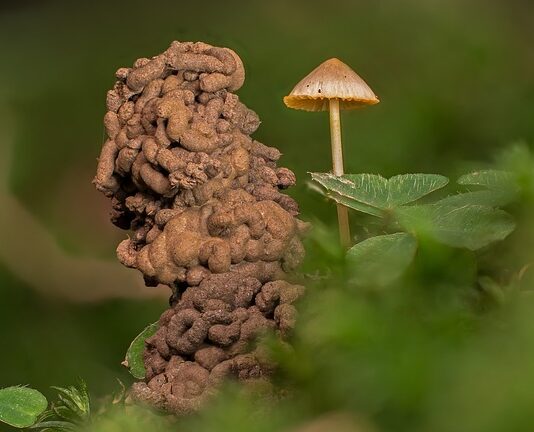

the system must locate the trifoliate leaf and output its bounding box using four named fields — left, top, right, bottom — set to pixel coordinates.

left=0, top=386, right=48, bottom=428
left=125, top=323, right=159, bottom=379
left=311, top=172, right=448, bottom=216
left=347, top=232, right=418, bottom=286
